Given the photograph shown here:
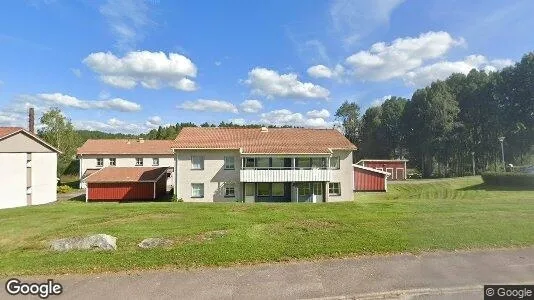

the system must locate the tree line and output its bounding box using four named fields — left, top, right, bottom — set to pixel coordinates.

left=336, top=52, right=534, bottom=177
